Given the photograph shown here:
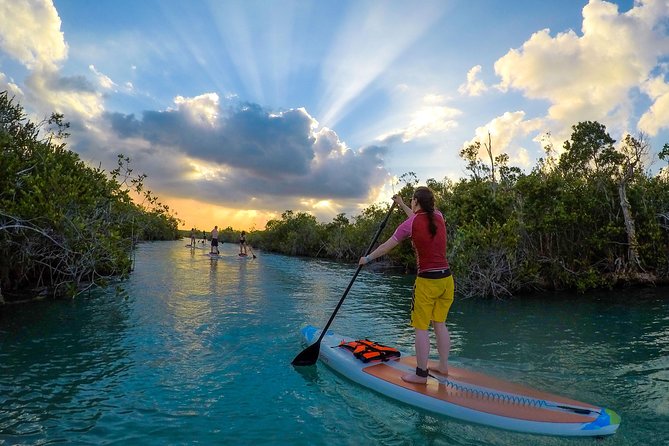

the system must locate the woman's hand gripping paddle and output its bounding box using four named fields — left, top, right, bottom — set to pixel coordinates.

left=291, top=202, right=397, bottom=366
